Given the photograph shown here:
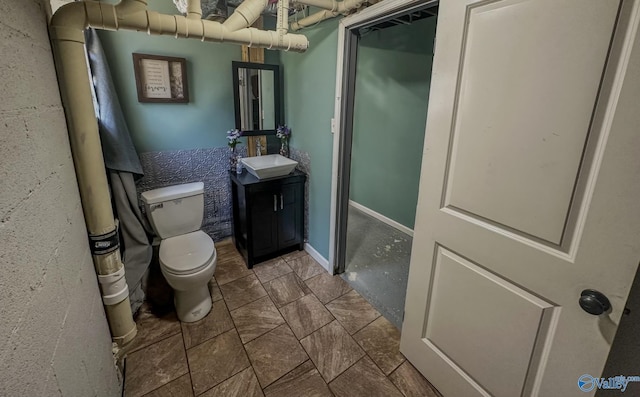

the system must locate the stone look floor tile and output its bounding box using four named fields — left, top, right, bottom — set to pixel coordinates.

left=300, top=320, right=365, bottom=382
left=279, top=294, right=334, bottom=340
left=252, top=258, right=293, bottom=284
left=286, top=254, right=326, bottom=281
left=199, top=367, right=264, bottom=397
left=263, top=361, right=333, bottom=397
left=181, top=300, right=235, bottom=349
left=126, top=245, right=420, bottom=397
left=143, top=374, right=193, bottom=397
left=209, top=279, right=223, bottom=302
left=305, top=273, right=352, bottom=304
left=330, top=356, right=403, bottom=397
left=215, top=239, right=237, bottom=252
left=215, top=242, right=245, bottom=261
left=244, top=324, right=309, bottom=388
left=326, top=290, right=381, bottom=335
left=125, top=334, right=188, bottom=397
left=214, top=255, right=252, bottom=285
left=230, top=296, right=285, bottom=344
left=389, top=361, right=442, bottom=397
left=127, top=304, right=182, bottom=354
left=280, top=249, right=307, bottom=262
left=353, top=316, right=405, bottom=375
left=187, top=329, right=250, bottom=395
left=219, top=273, right=267, bottom=310
left=264, top=272, right=311, bottom=307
